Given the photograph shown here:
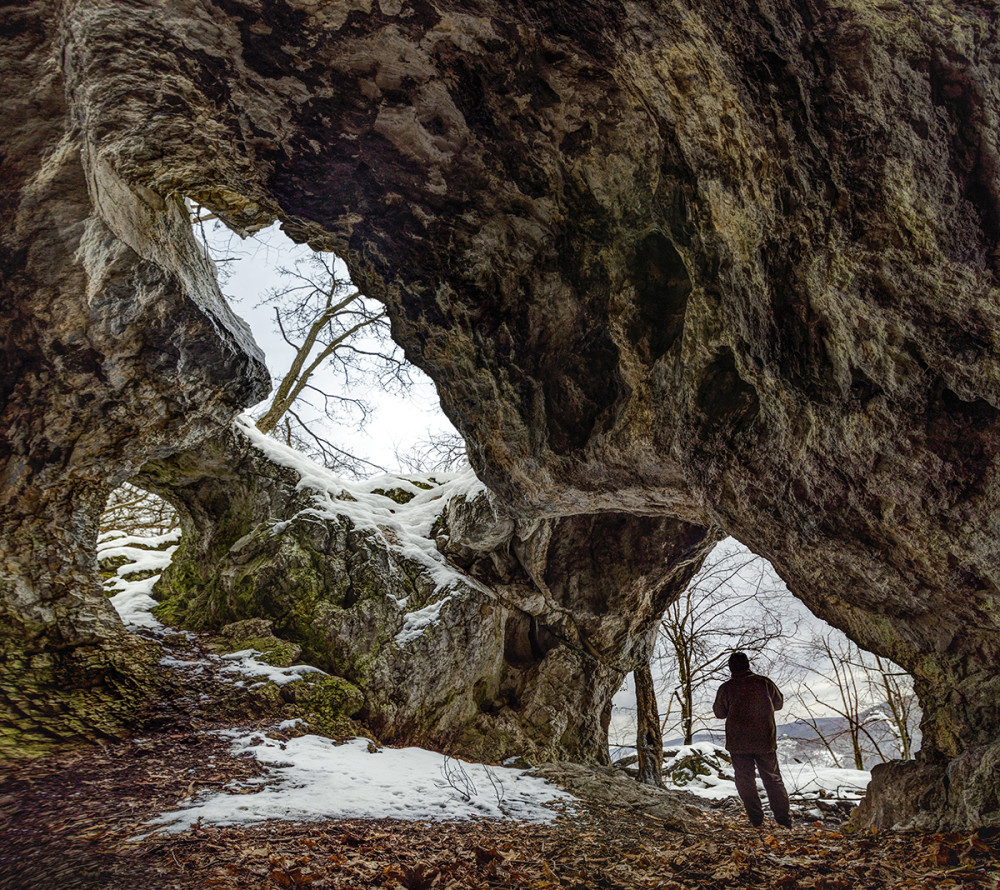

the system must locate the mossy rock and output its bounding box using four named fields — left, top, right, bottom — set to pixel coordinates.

left=152, top=596, right=187, bottom=629
left=666, top=752, right=721, bottom=785
left=0, top=635, right=163, bottom=760
left=118, top=569, right=159, bottom=582
left=247, top=680, right=287, bottom=713
left=371, top=487, right=415, bottom=505
left=224, top=636, right=302, bottom=668
left=214, top=619, right=303, bottom=668
left=287, top=674, right=365, bottom=739
left=98, top=555, right=130, bottom=582
left=220, top=618, right=276, bottom=641
left=429, top=513, right=449, bottom=540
